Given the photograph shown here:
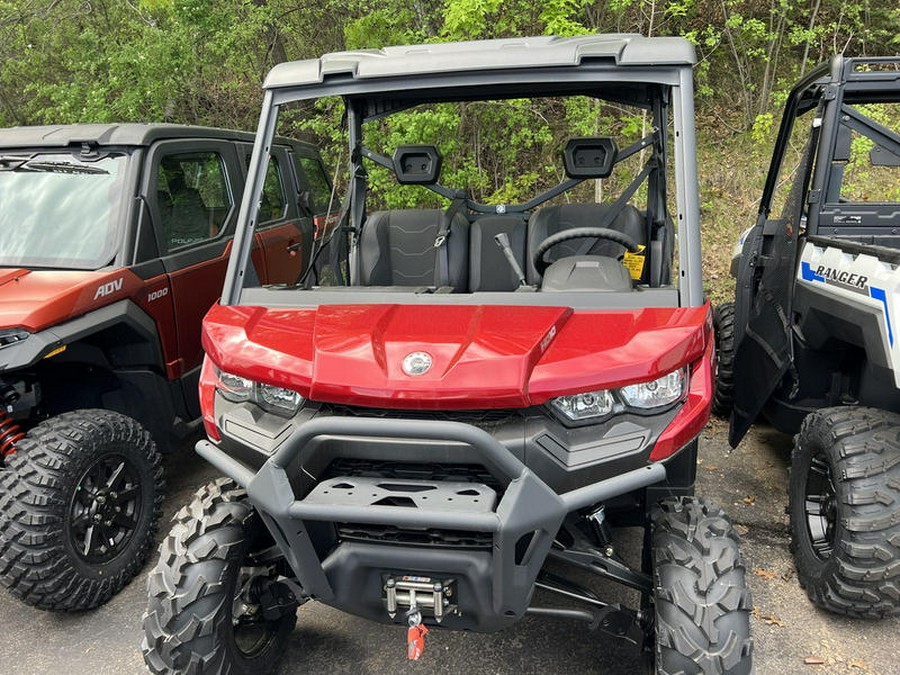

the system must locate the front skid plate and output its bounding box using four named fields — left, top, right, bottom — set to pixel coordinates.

left=305, top=476, right=497, bottom=512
